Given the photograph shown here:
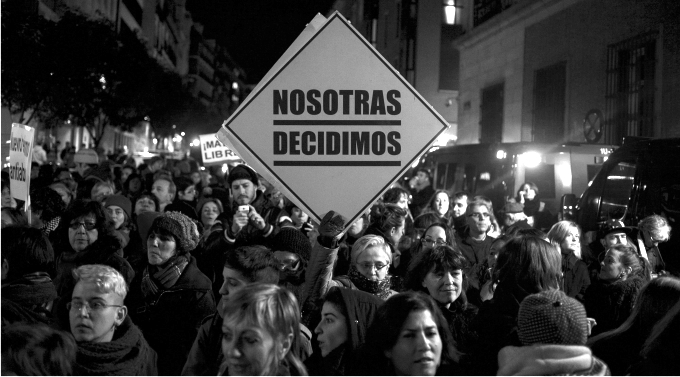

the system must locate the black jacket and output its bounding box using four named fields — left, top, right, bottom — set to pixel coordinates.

left=222, top=190, right=292, bottom=248
left=561, top=253, right=590, bottom=302
left=127, top=255, right=215, bottom=376
left=584, top=275, right=646, bottom=337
